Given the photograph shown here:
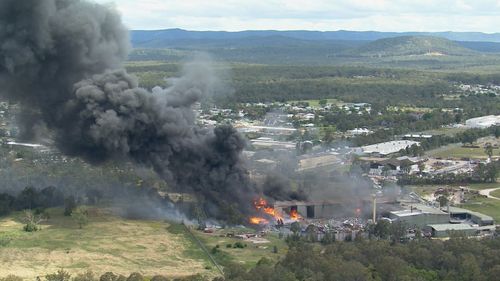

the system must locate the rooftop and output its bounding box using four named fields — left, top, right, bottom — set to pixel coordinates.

left=428, top=223, right=477, bottom=232
left=447, top=206, right=494, bottom=222
left=392, top=204, right=447, bottom=217
left=361, top=140, right=420, bottom=156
